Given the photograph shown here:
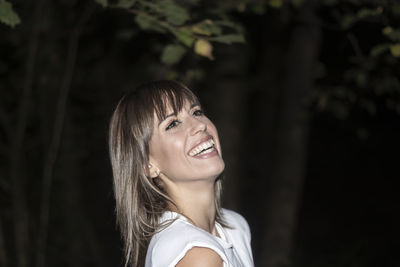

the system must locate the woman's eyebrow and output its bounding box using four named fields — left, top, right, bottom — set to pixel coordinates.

left=158, top=112, right=176, bottom=126
left=157, top=103, right=200, bottom=126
